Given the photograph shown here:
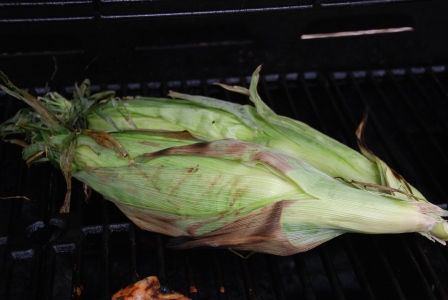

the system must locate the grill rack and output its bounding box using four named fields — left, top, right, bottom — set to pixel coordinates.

left=1, top=65, right=448, bottom=300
